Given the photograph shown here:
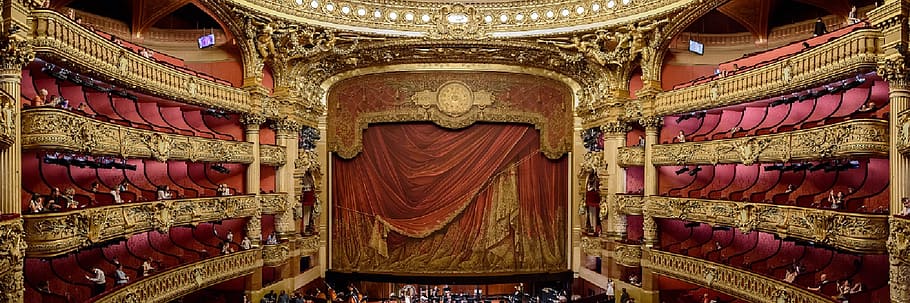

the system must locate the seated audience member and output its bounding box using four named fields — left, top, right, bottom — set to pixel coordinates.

left=637, top=135, right=645, bottom=147
left=114, top=264, right=129, bottom=286
left=784, top=269, right=798, bottom=283
left=62, top=187, right=79, bottom=209
left=218, top=184, right=231, bottom=196
left=240, top=236, right=252, bottom=250
left=37, top=281, right=51, bottom=293
left=901, top=198, right=910, bottom=217
left=140, top=259, right=155, bottom=277
left=90, top=181, right=100, bottom=193
left=829, top=190, right=844, bottom=210
left=266, top=232, right=279, bottom=245
left=785, top=184, right=795, bottom=194
left=85, top=267, right=106, bottom=296
left=848, top=6, right=861, bottom=25
left=28, top=195, right=45, bottom=213
left=156, top=185, right=172, bottom=200
left=857, top=101, right=876, bottom=112
left=808, top=273, right=830, bottom=291
left=675, top=130, right=686, bottom=143
left=33, top=89, right=48, bottom=106
left=813, top=18, right=827, bottom=37
left=221, top=241, right=234, bottom=255
left=836, top=279, right=862, bottom=301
